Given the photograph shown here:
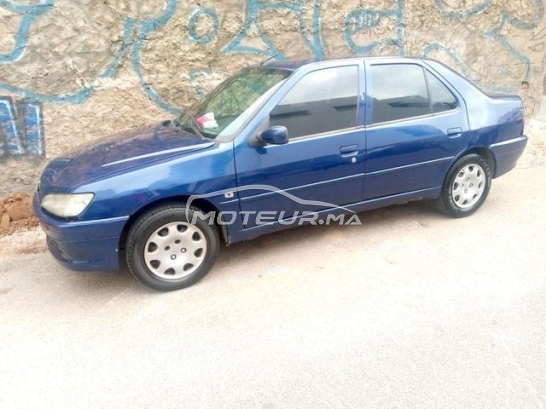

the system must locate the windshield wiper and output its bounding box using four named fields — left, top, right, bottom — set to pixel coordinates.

left=173, top=117, right=205, bottom=139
